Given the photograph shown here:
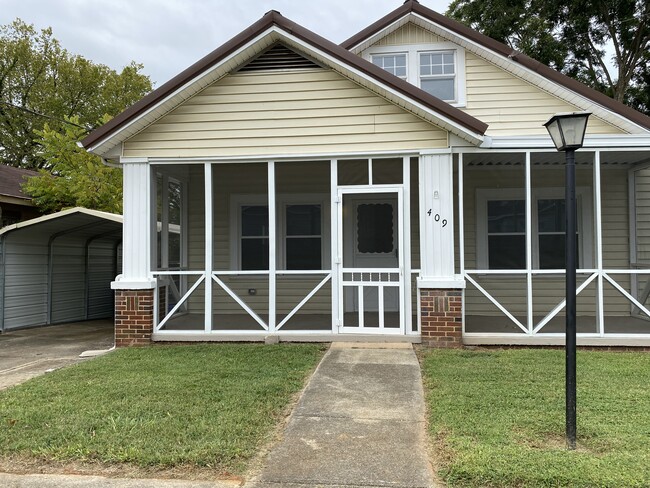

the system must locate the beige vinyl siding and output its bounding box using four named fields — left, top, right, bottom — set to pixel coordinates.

left=463, top=52, right=624, bottom=136
left=371, top=23, right=443, bottom=46
left=123, top=69, right=448, bottom=158
left=462, top=165, right=631, bottom=317
left=634, top=168, right=650, bottom=264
